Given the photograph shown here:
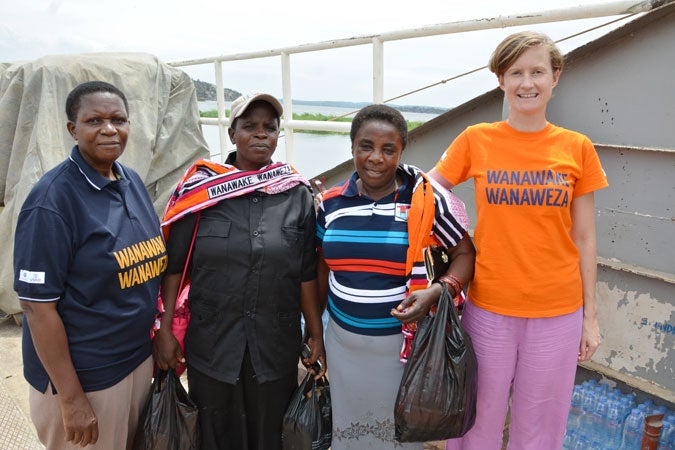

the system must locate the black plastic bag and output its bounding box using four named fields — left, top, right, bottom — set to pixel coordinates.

left=132, top=369, right=200, bottom=450
left=282, top=372, right=332, bottom=450
left=394, top=283, right=478, bottom=442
